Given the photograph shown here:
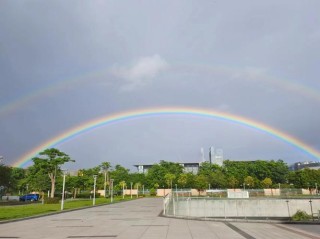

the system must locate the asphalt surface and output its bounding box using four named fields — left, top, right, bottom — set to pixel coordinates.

left=1, top=198, right=320, bottom=239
